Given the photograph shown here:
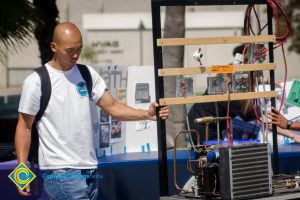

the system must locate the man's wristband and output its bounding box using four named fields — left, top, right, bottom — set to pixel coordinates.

left=287, top=120, right=293, bottom=130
